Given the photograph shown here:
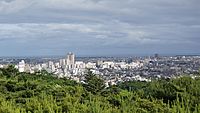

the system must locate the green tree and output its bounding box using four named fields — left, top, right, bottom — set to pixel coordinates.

left=0, top=65, right=18, bottom=77
left=83, top=70, right=105, bottom=95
